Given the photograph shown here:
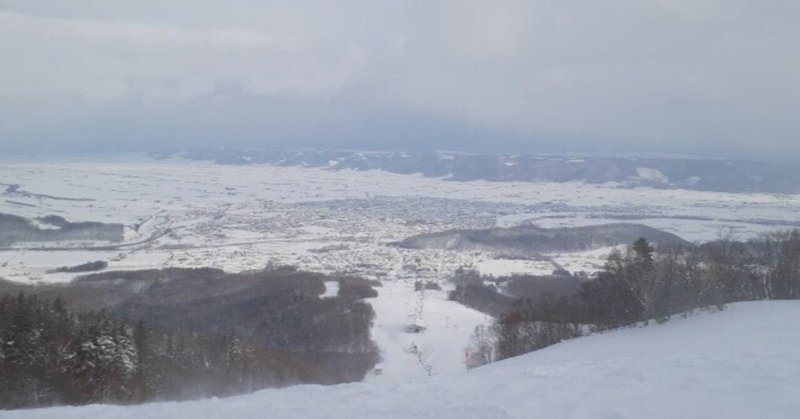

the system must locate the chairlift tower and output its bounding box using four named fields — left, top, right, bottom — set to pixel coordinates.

left=406, top=281, right=427, bottom=333
left=415, top=284, right=425, bottom=320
